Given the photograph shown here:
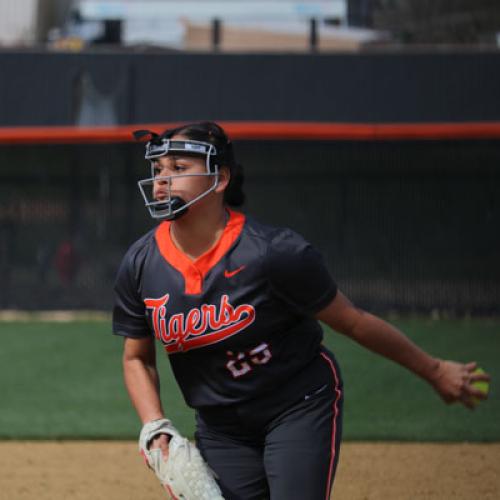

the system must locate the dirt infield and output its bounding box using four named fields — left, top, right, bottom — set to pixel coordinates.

left=0, top=442, right=499, bottom=499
